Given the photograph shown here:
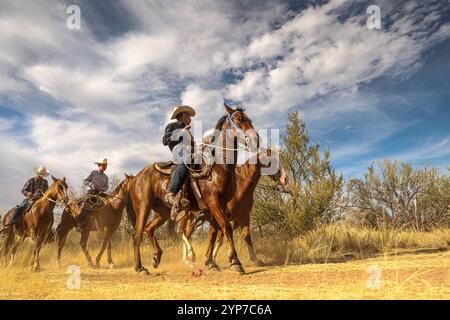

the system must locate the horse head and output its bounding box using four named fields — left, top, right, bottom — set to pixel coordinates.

left=258, top=149, right=289, bottom=187
left=223, top=103, right=258, bottom=150
left=50, top=176, right=69, bottom=204
left=112, top=173, right=134, bottom=198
